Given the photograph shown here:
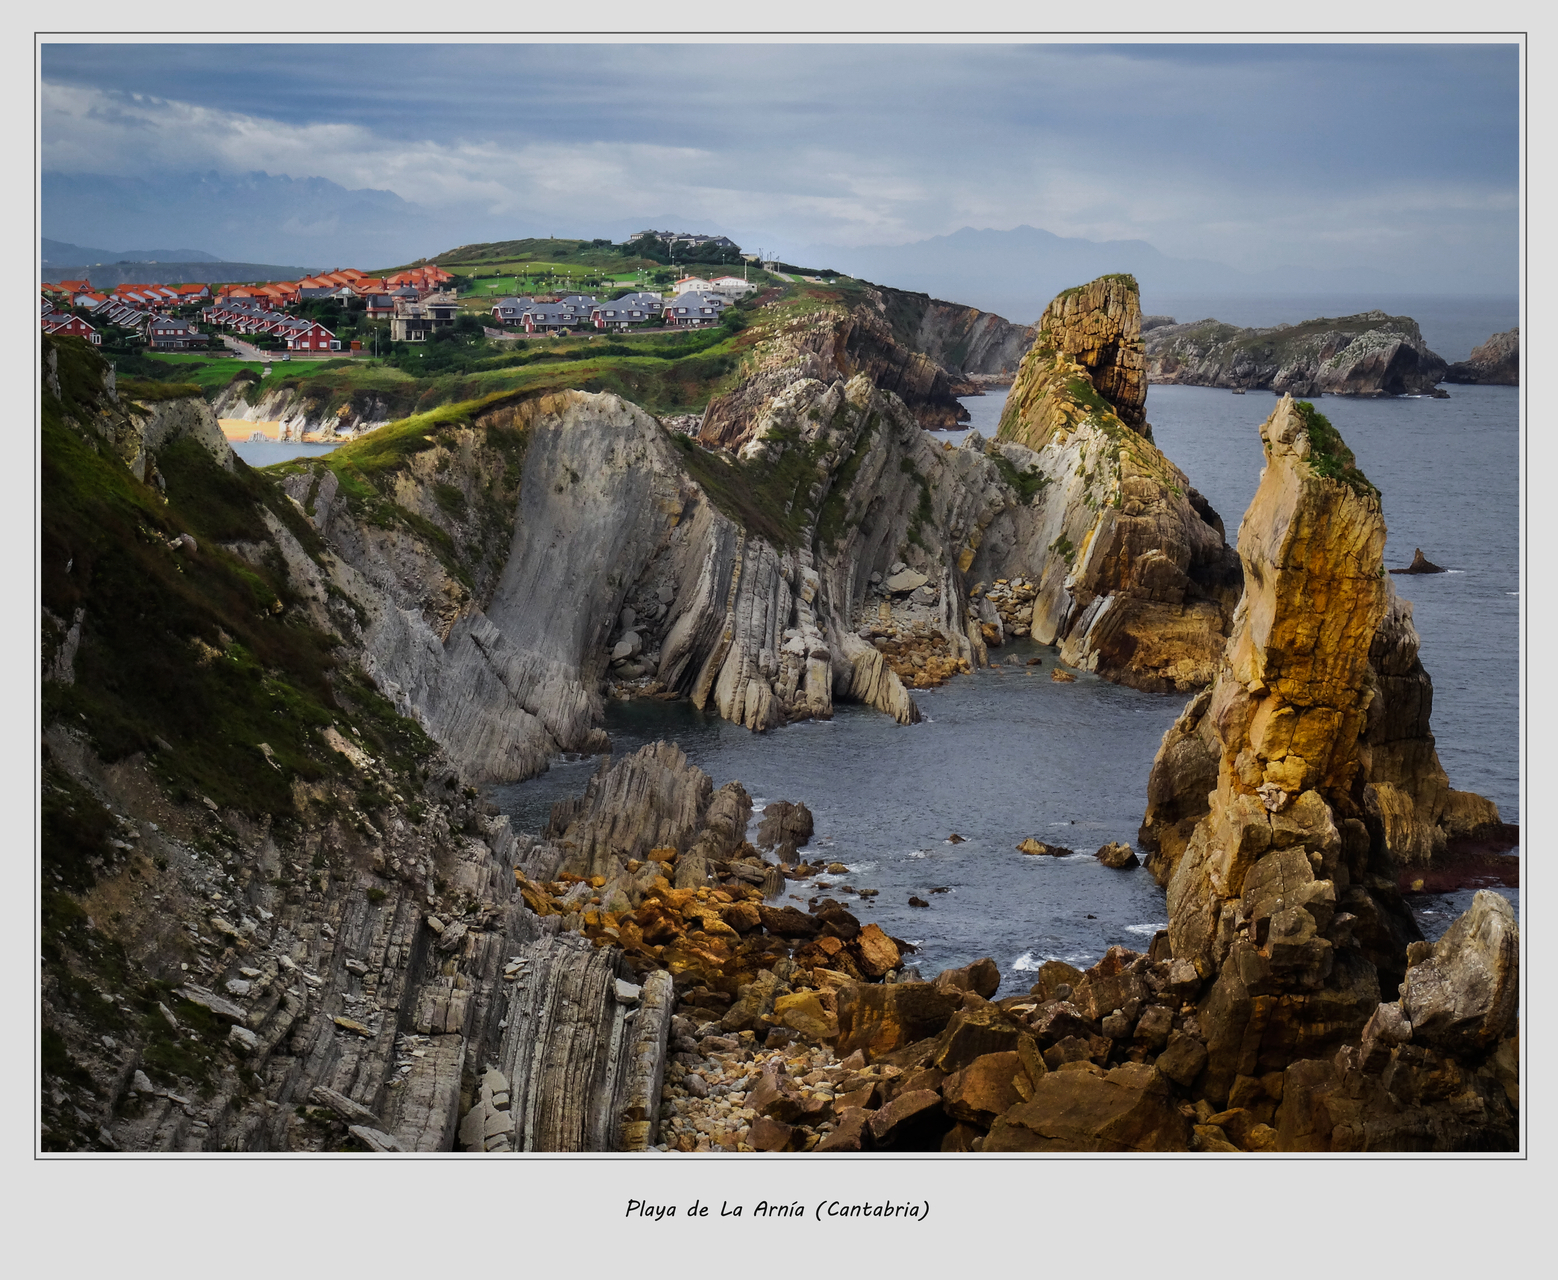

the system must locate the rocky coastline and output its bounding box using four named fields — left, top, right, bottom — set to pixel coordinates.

left=1143, top=310, right=1449, bottom=397
left=40, top=270, right=1517, bottom=1155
